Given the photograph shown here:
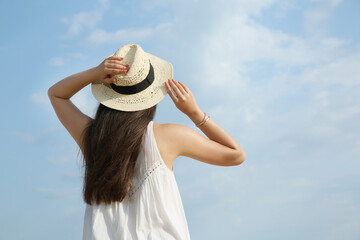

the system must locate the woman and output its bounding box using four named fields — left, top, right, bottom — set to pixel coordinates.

left=48, top=44, right=246, bottom=239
